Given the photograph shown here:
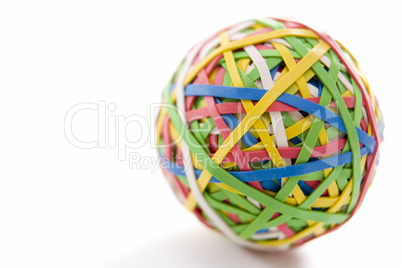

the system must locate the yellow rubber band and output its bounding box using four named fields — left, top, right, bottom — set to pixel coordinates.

left=185, top=41, right=331, bottom=211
